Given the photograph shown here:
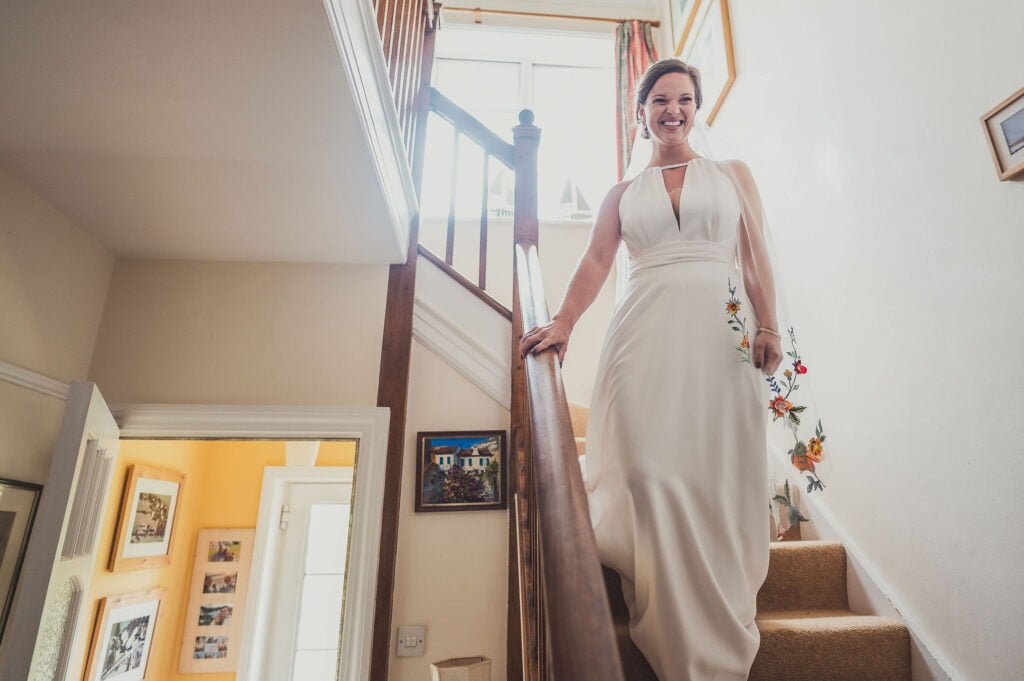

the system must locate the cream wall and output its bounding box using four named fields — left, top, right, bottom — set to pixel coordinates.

left=390, top=339, right=509, bottom=681
left=87, top=259, right=389, bottom=405
left=684, top=2, right=1023, bottom=680
left=0, top=167, right=114, bottom=481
